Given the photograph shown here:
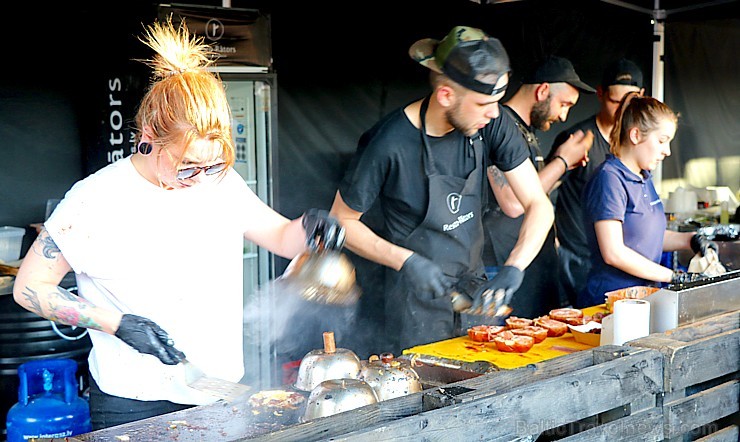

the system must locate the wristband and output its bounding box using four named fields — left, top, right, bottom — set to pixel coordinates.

left=553, top=155, right=569, bottom=172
